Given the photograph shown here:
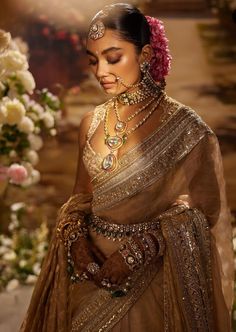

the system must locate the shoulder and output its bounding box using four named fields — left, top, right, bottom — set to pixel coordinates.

left=79, top=99, right=111, bottom=127
left=78, top=100, right=112, bottom=144
left=163, top=93, right=214, bottom=137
